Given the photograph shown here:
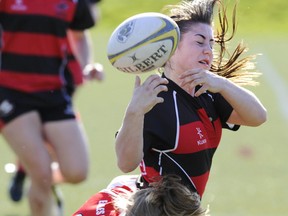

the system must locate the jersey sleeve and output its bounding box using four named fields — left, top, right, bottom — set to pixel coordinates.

left=69, top=0, right=95, bottom=30
left=213, top=93, right=240, bottom=131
